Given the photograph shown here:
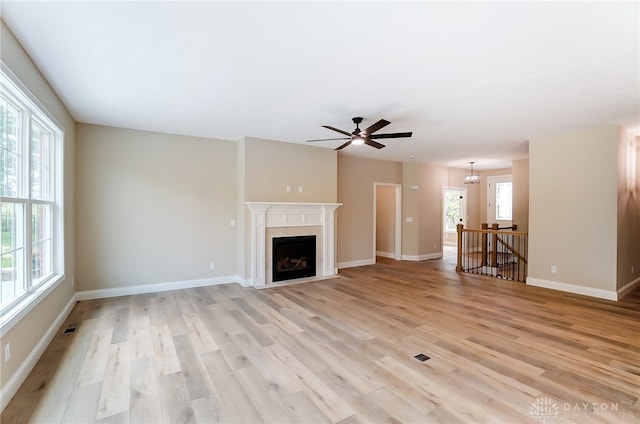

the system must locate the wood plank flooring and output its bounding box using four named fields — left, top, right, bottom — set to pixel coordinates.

left=3, top=257, right=640, bottom=423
